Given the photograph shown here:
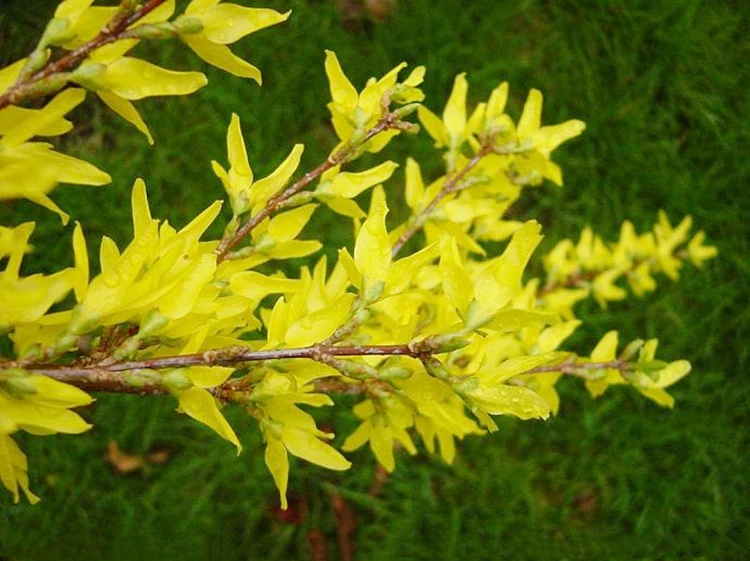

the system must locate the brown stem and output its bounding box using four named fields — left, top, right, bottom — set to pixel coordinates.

left=43, top=368, right=167, bottom=396
left=391, top=144, right=493, bottom=257
left=214, top=110, right=404, bottom=262
left=25, top=343, right=416, bottom=381
left=0, top=0, right=168, bottom=110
